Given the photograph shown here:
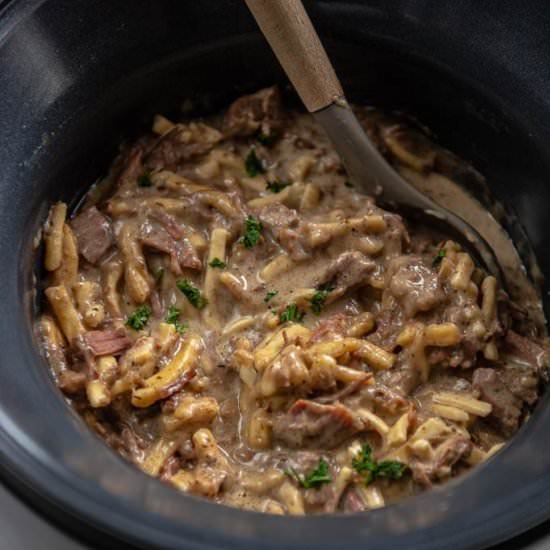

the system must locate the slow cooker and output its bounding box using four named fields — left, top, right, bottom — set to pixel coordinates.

left=1, top=1, right=550, bottom=547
